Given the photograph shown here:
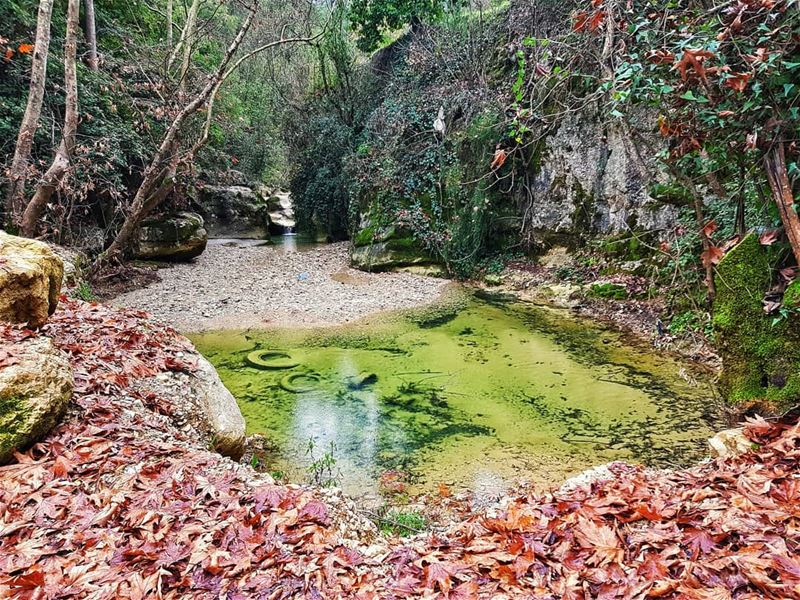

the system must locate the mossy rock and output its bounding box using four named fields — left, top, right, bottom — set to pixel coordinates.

left=350, top=238, right=434, bottom=272
left=712, top=233, right=800, bottom=407
left=0, top=338, right=73, bottom=464
left=587, top=283, right=628, bottom=300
